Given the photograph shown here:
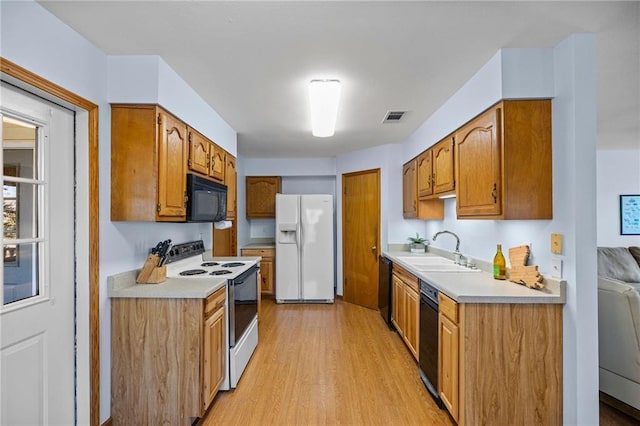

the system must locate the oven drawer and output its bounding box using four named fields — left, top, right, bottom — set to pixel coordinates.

left=205, top=286, right=226, bottom=318
left=439, top=293, right=458, bottom=323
